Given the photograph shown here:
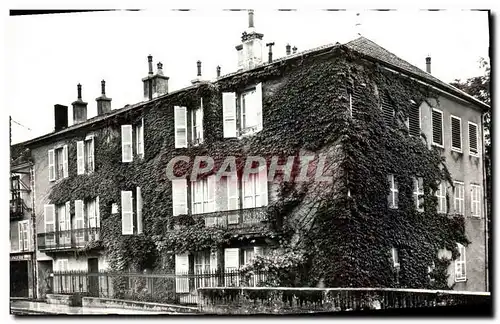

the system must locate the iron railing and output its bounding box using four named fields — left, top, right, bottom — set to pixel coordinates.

left=193, top=207, right=268, bottom=230
left=37, top=228, right=101, bottom=251
left=10, top=197, right=25, bottom=220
